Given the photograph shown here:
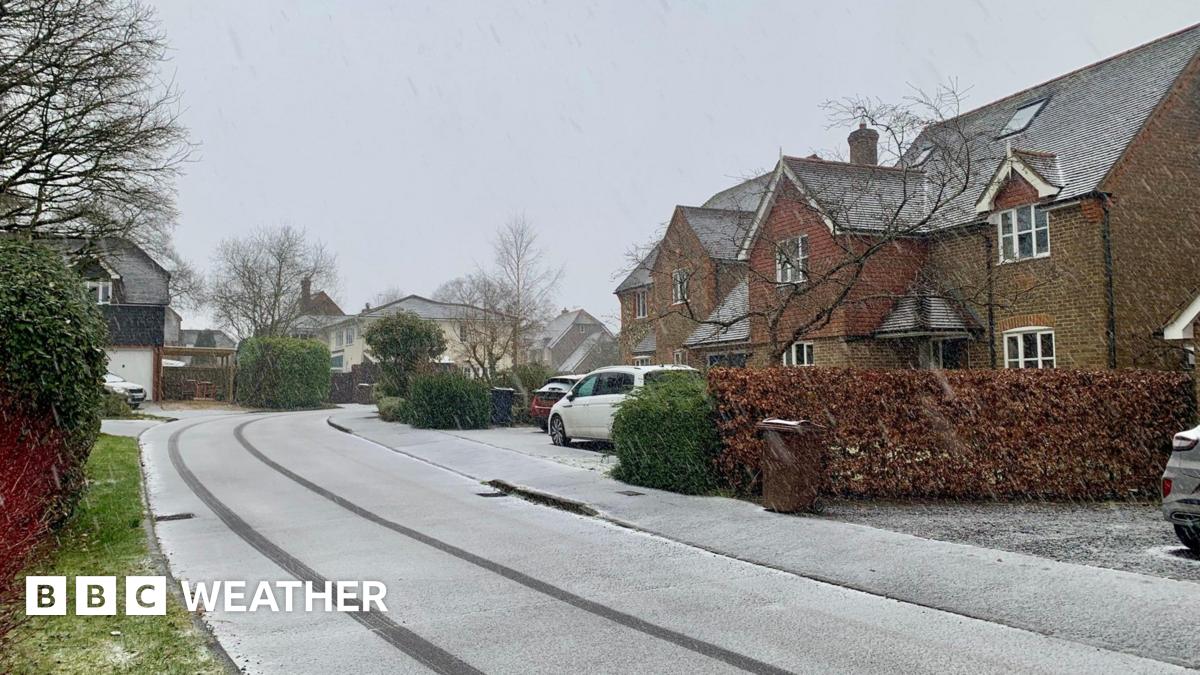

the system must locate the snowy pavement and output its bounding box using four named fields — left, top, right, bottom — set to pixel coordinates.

left=331, top=407, right=1200, bottom=670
